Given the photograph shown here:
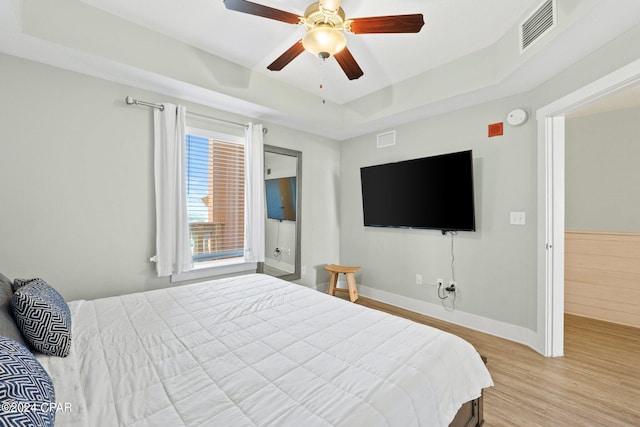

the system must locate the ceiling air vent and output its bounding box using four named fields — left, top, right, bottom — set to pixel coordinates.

left=520, top=0, right=556, bottom=53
